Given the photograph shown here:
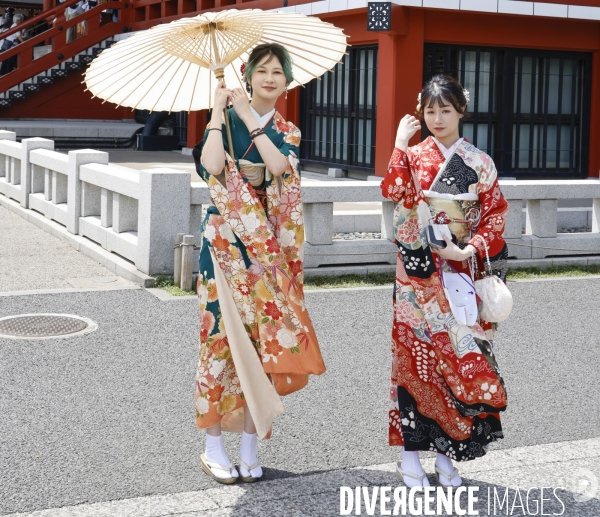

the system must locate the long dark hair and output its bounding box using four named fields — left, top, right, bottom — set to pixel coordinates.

left=417, top=74, right=468, bottom=117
